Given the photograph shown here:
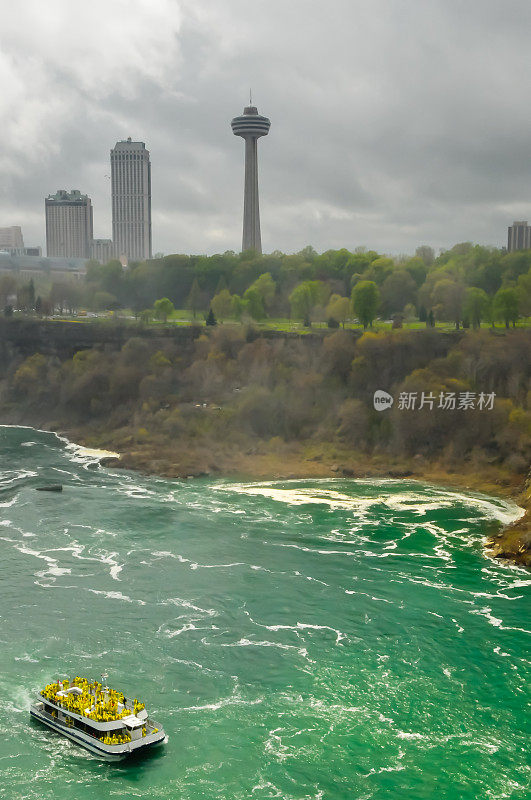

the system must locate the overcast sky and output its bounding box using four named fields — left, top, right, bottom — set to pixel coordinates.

left=1, top=0, right=530, bottom=256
